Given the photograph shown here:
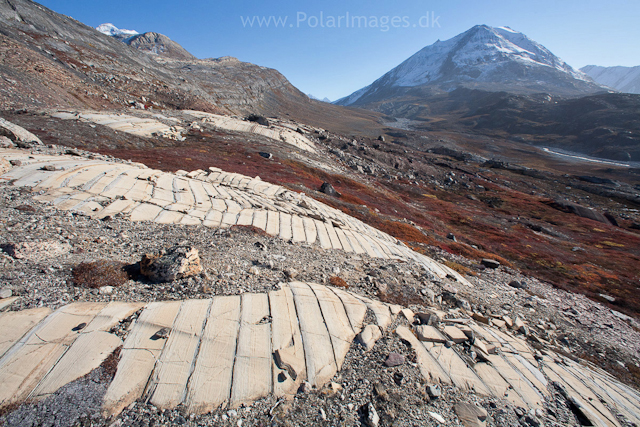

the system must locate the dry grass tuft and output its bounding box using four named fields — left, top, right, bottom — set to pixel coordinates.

left=329, top=276, right=349, bottom=288
left=230, top=225, right=269, bottom=236
left=443, top=260, right=476, bottom=277
left=100, top=346, right=122, bottom=381
left=72, top=260, right=129, bottom=288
